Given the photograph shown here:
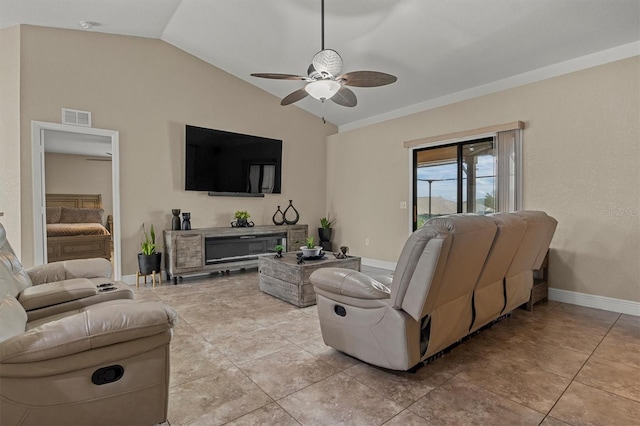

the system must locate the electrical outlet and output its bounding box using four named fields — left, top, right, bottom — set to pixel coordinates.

left=365, top=238, right=370, bottom=246
left=400, top=201, right=407, bottom=209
